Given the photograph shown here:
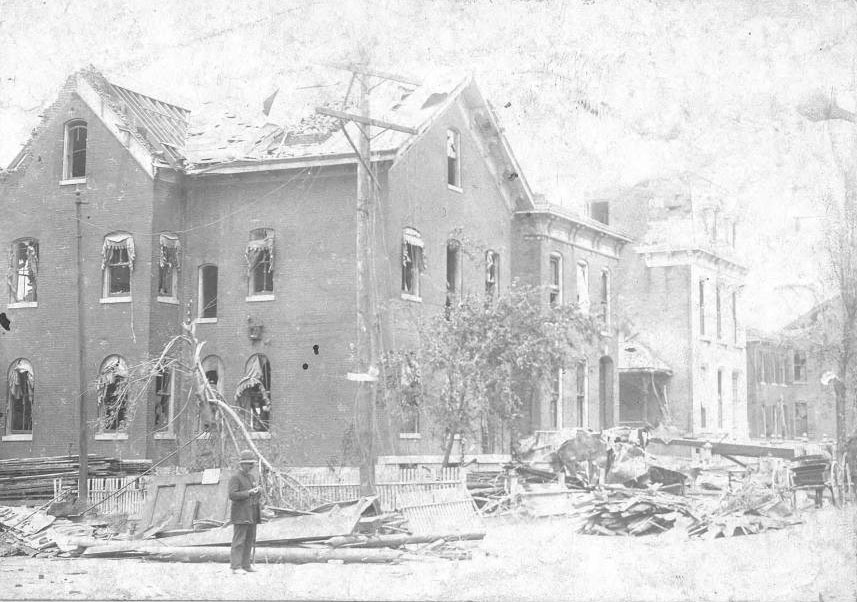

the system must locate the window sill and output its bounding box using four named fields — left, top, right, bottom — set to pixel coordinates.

left=246, top=294, right=275, bottom=302
left=196, top=317, right=218, bottom=324
left=447, top=184, right=463, bottom=193
left=248, top=431, right=271, bottom=440
left=2, top=434, right=33, bottom=442
left=100, top=296, right=132, bottom=304
left=7, top=301, right=37, bottom=309
left=398, top=433, right=421, bottom=440
left=94, top=433, right=129, bottom=441
left=60, top=177, right=86, bottom=186
left=400, top=293, right=422, bottom=303
left=157, top=296, right=180, bottom=305
left=154, top=432, right=176, bottom=440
